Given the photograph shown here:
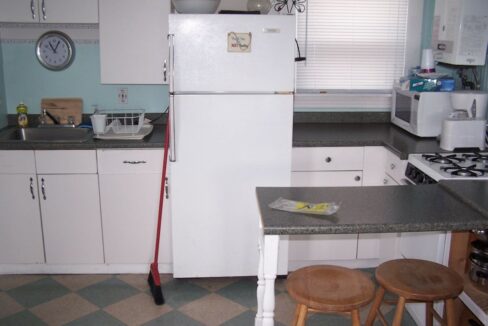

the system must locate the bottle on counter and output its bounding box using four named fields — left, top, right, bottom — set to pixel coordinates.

left=16, top=102, right=28, bottom=128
